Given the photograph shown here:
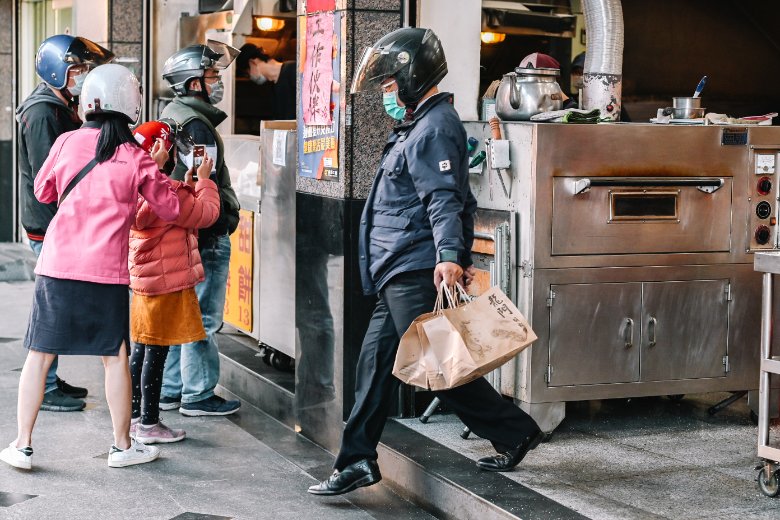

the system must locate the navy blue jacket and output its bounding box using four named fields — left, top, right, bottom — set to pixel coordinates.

left=359, top=93, right=477, bottom=295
